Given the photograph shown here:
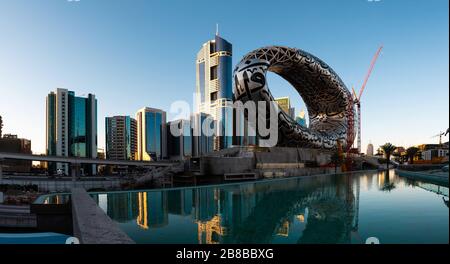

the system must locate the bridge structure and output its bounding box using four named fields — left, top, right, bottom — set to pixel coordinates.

left=0, top=152, right=176, bottom=181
